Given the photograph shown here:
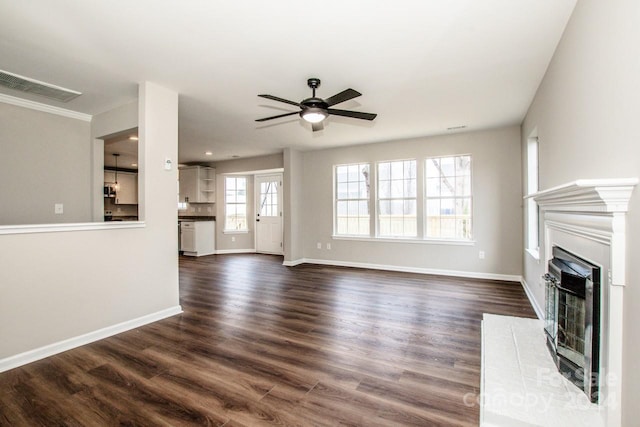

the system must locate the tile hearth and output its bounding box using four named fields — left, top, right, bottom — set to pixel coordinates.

left=481, top=314, right=603, bottom=427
